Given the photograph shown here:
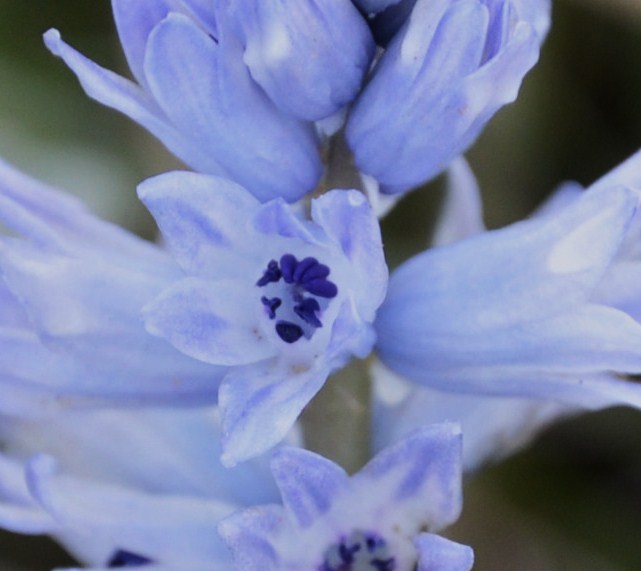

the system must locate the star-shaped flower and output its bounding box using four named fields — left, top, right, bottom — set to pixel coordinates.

left=219, top=423, right=473, bottom=571
left=139, top=172, right=387, bottom=465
